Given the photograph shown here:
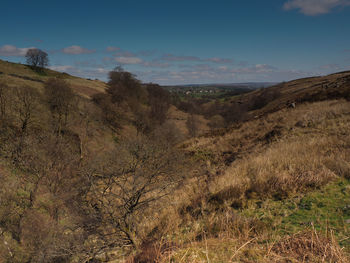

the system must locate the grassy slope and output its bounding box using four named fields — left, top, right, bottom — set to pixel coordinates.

left=3, top=58, right=350, bottom=261
left=137, top=99, right=350, bottom=263
left=236, top=71, right=350, bottom=117
left=0, top=59, right=106, bottom=98
left=0, top=59, right=210, bottom=137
